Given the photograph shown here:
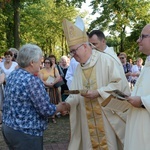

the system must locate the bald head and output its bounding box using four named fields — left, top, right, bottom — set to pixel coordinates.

left=137, top=24, right=150, bottom=55
left=143, top=24, right=150, bottom=32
